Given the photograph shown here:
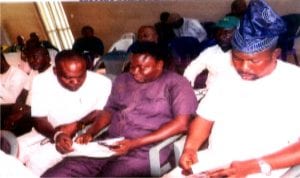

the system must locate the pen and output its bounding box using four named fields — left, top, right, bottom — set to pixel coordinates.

left=98, top=142, right=120, bottom=149
left=40, top=138, right=50, bottom=145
